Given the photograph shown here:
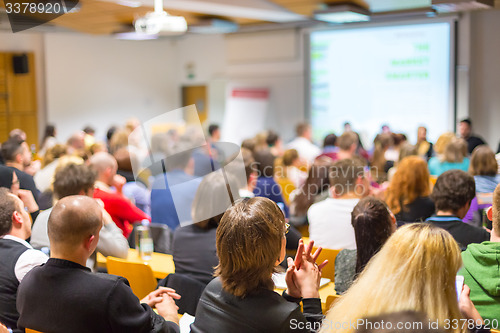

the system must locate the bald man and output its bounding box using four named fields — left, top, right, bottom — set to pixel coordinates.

left=17, top=196, right=180, bottom=333
left=90, top=152, right=149, bottom=237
